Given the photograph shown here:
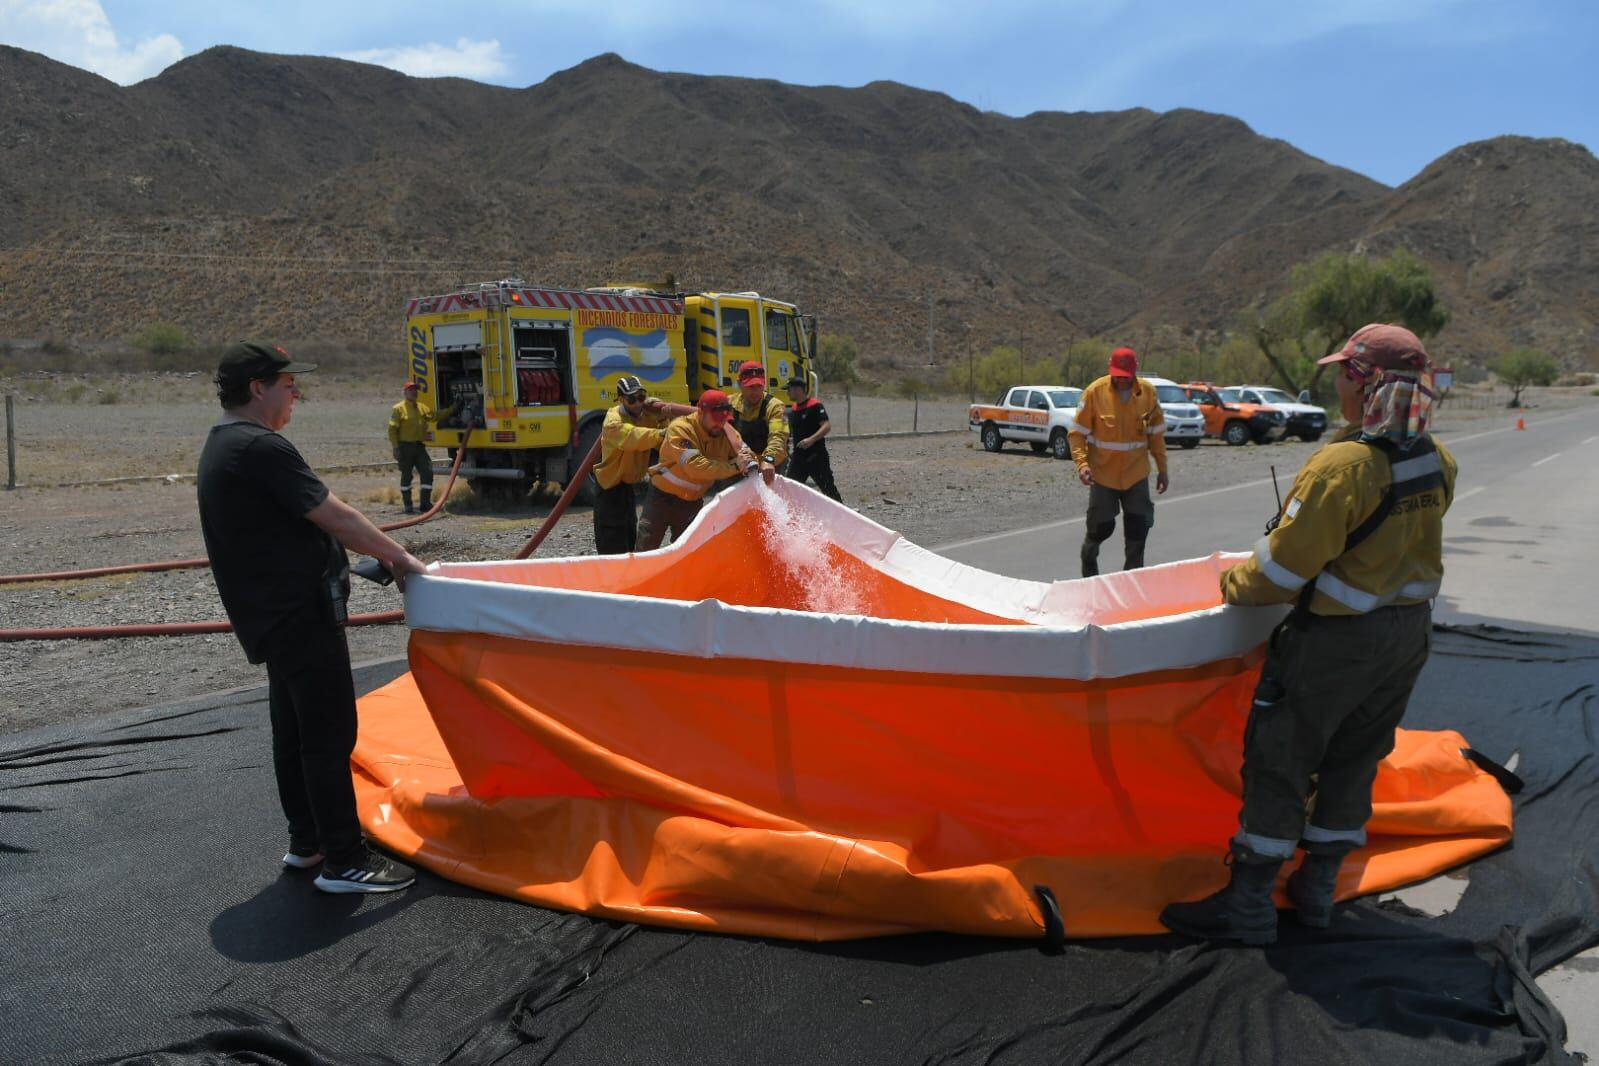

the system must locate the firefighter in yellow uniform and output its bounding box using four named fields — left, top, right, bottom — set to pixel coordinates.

left=1162, top=323, right=1454, bottom=946
left=388, top=381, right=455, bottom=513
left=591, top=376, right=695, bottom=554
left=1067, top=348, right=1169, bottom=576
left=732, top=360, right=788, bottom=484
left=635, top=389, right=756, bottom=551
